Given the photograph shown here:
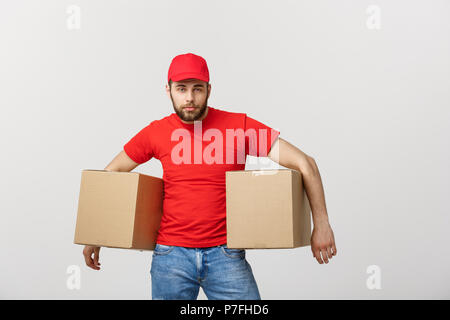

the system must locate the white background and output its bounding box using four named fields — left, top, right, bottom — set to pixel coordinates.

left=0, top=0, right=449, bottom=299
